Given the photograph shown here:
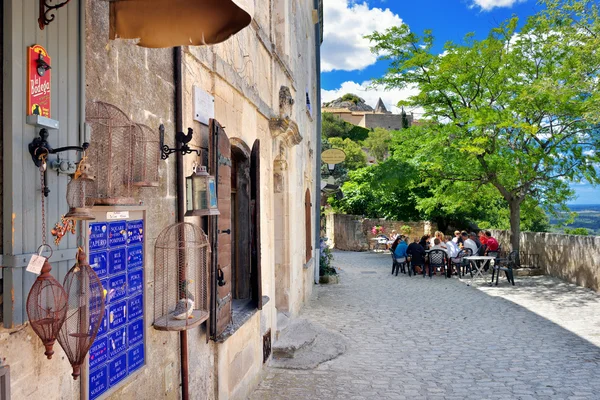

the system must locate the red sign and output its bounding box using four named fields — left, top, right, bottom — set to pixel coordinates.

left=27, top=45, right=51, bottom=118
